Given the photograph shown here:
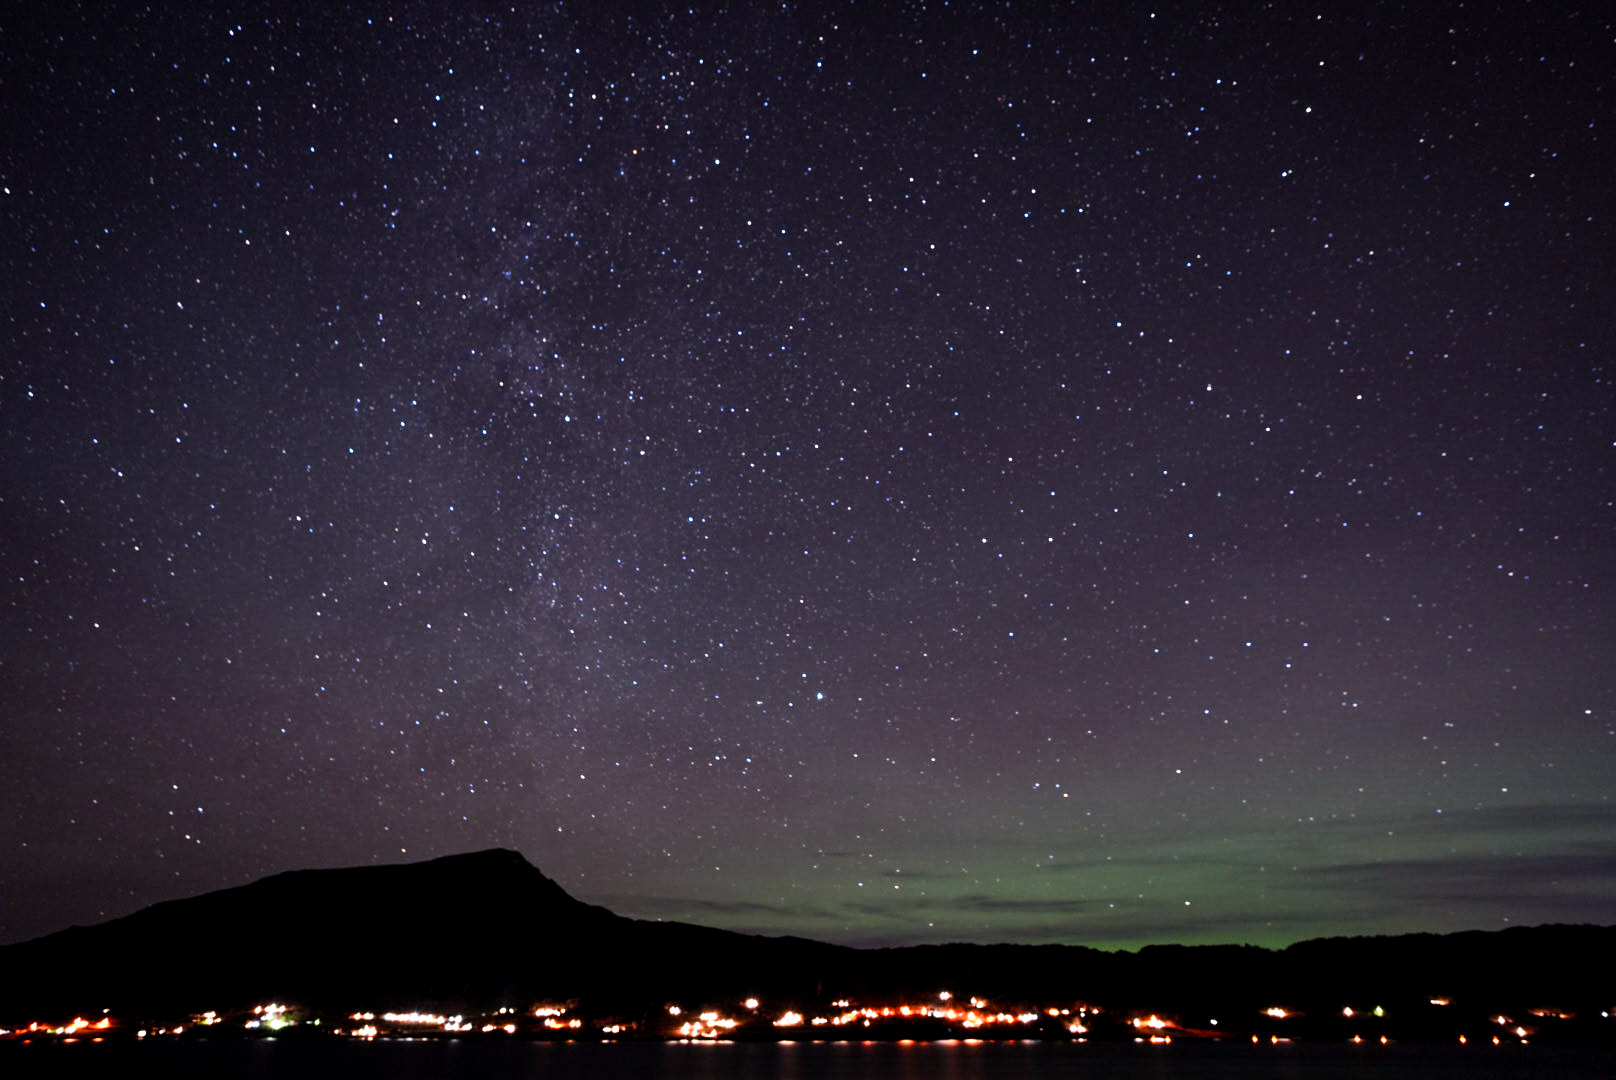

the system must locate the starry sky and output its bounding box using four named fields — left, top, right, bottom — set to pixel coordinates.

left=3, top=1, right=1613, bottom=953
